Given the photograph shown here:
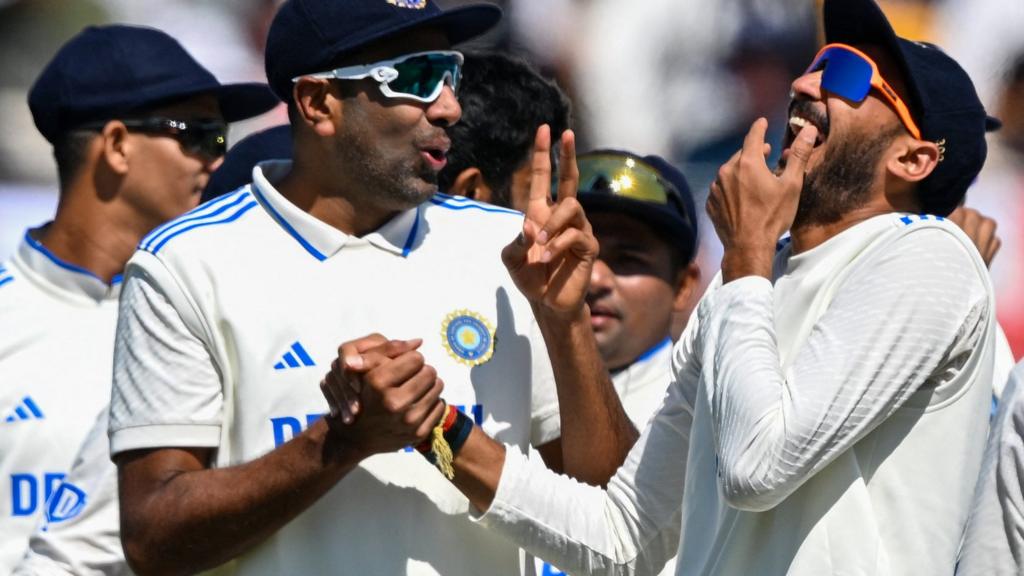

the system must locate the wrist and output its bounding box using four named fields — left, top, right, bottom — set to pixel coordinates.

left=532, top=301, right=591, bottom=330
left=721, top=246, right=775, bottom=283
